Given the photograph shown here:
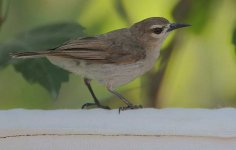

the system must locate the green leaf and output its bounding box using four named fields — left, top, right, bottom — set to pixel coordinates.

left=14, top=59, right=69, bottom=99
left=0, top=22, right=86, bottom=98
